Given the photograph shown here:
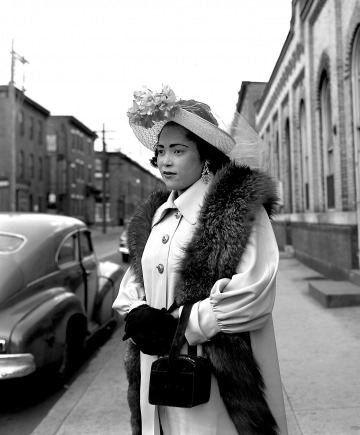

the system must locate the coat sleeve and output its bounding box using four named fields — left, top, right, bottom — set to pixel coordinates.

left=112, top=266, right=146, bottom=317
left=185, top=206, right=279, bottom=345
